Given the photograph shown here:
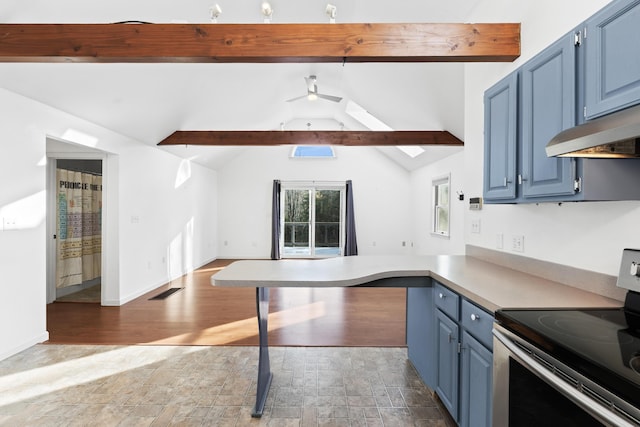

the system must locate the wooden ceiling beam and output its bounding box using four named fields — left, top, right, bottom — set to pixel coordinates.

left=157, top=130, right=464, bottom=147
left=0, top=23, right=520, bottom=63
